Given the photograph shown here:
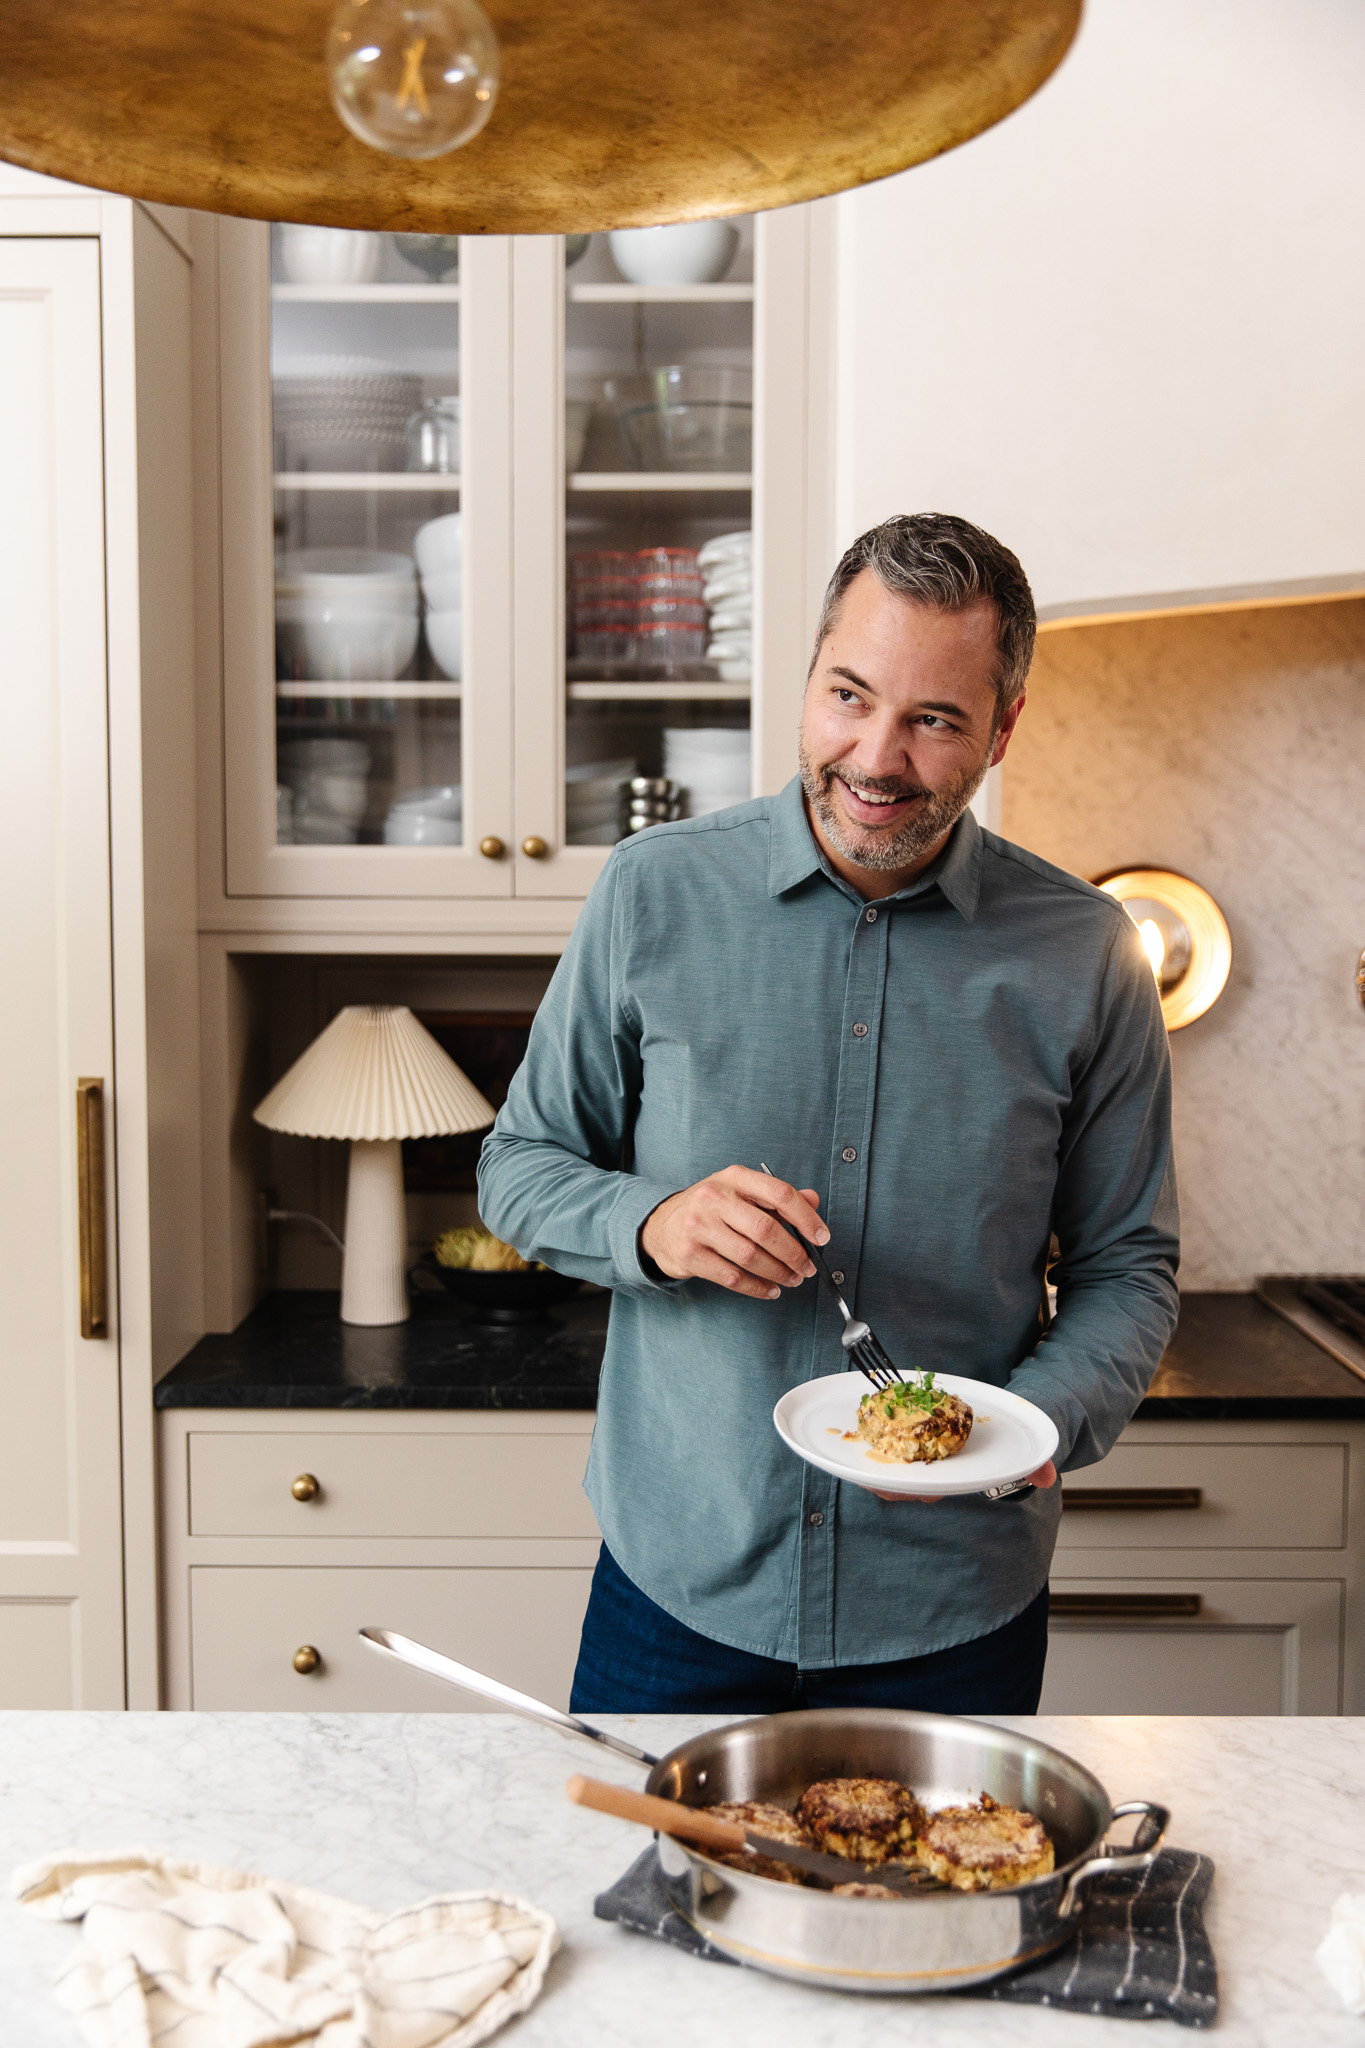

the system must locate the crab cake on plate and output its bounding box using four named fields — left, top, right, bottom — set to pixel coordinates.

left=707, top=1800, right=812, bottom=1885
left=796, top=1779, right=925, bottom=1864
left=854, top=1375, right=972, bottom=1463
left=918, top=1793, right=1054, bottom=1891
